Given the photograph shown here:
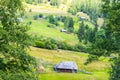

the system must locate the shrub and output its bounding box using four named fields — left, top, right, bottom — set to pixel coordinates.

left=64, top=17, right=74, bottom=33
left=35, top=41, right=45, bottom=48
left=45, top=40, right=53, bottom=49
left=61, top=16, right=67, bottom=22
left=58, top=42, right=72, bottom=50
left=75, top=43, right=87, bottom=52
left=33, top=15, right=39, bottom=20
left=27, top=21, right=32, bottom=25
left=47, top=15, right=58, bottom=26
left=34, top=36, right=87, bottom=52
left=0, top=71, right=39, bottom=80
left=47, top=24, right=56, bottom=28
left=35, top=37, right=58, bottom=50
left=29, top=9, right=32, bottom=12
left=39, top=14, right=43, bottom=18
left=51, top=44, right=58, bottom=50
left=50, top=0, right=59, bottom=6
